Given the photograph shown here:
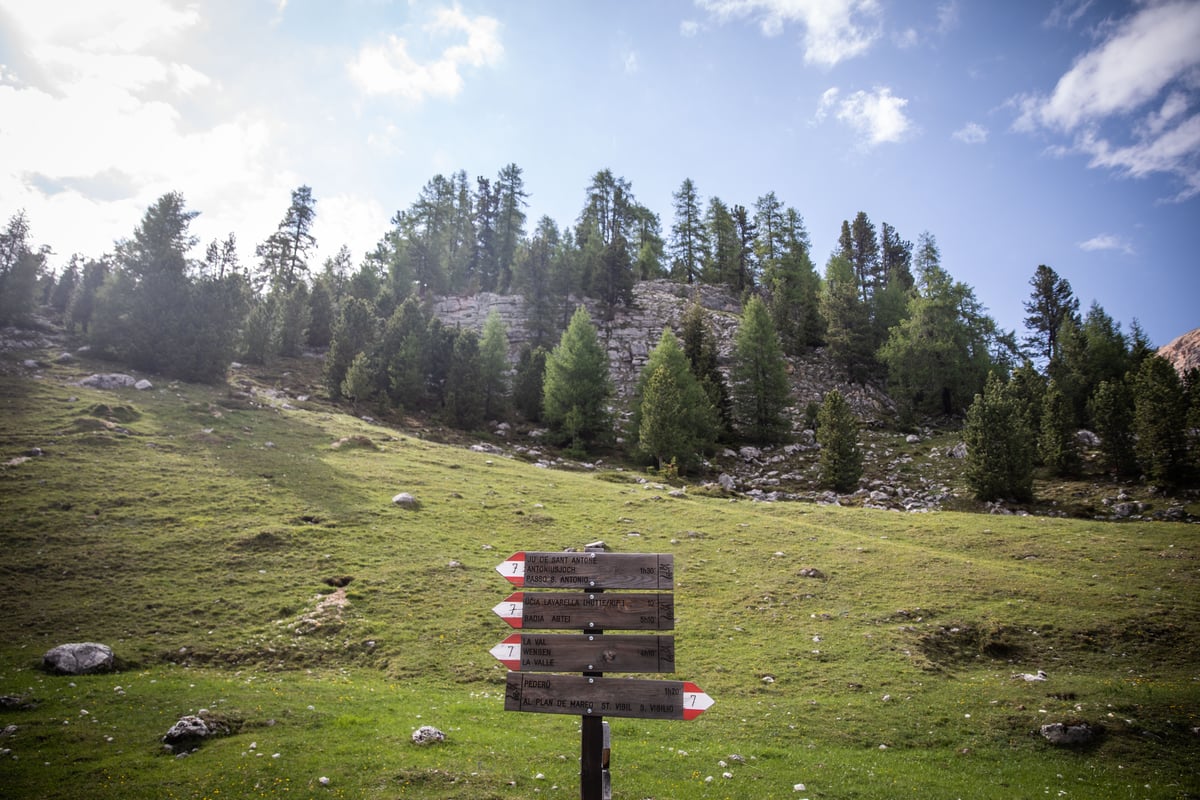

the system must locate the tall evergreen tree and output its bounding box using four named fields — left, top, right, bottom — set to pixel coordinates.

left=513, top=345, right=548, bottom=422
left=479, top=309, right=510, bottom=420
left=381, top=296, right=429, bottom=410
left=542, top=306, right=613, bottom=451
left=1023, top=264, right=1079, bottom=363
left=730, top=295, right=791, bottom=443
left=493, top=163, right=528, bottom=292
left=820, top=254, right=874, bottom=382
left=704, top=197, right=738, bottom=285
left=963, top=372, right=1035, bottom=502
left=1088, top=379, right=1137, bottom=477
left=838, top=212, right=881, bottom=305
left=325, top=297, right=377, bottom=400
left=680, top=300, right=733, bottom=436
left=274, top=282, right=311, bottom=358
left=634, top=328, right=718, bottom=472
left=0, top=211, right=45, bottom=326
left=731, top=204, right=757, bottom=291
left=257, top=185, right=317, bottom=292
left=514, top=216, right=563, bottom=348
left=306, top=276, right=335, bottom=348
left=763, top=208, right=822, bottom=355
left=816, top=389, right=862, bottom=492
left=1132, top=355, right=1189, bottom=487
left=668, top=178, right=708, bottom=284
left=1038, top=379, right=1080, bottom=476
left=445, top=329, right=485, bottom=429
